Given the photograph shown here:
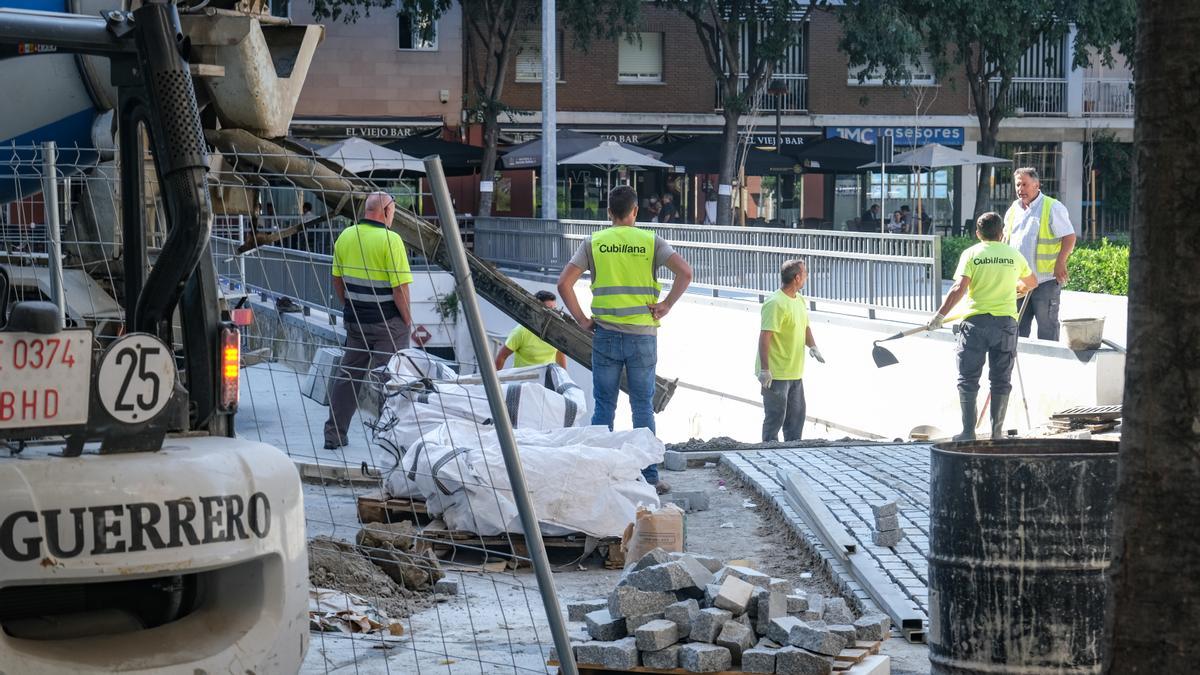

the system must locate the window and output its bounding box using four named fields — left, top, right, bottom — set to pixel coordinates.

left=515, top=31, right=563, bottom=82
left=398, top=13, right=437, bottom=51
left=269, top=0, right=289, bottom=18
left=849, top=53, right=936, bottom=86
left=618, top=32, right=663, bottom=83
